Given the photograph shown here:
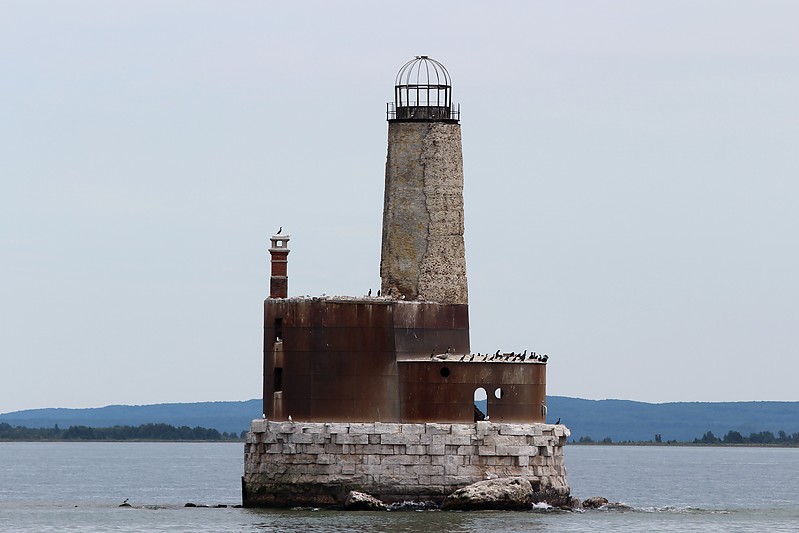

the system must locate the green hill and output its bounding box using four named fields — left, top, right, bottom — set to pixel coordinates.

left=0, top=400, right=261, bottom=435
left=545, top=397, right=799, bottom=442
left=3, top=397, right=799, bottom=442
